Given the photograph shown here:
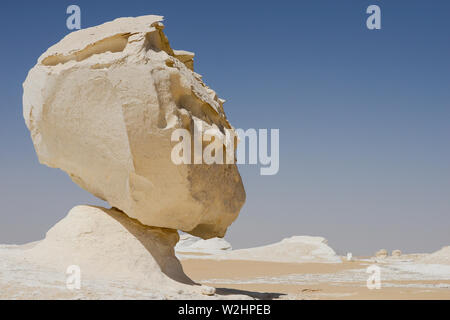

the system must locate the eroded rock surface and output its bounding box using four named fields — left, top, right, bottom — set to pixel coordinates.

left=23, top=15, right=245, bottom=239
